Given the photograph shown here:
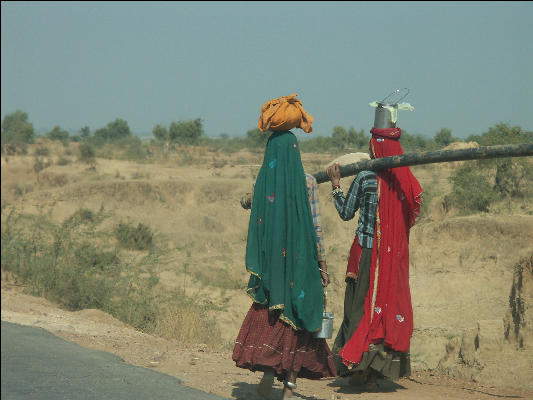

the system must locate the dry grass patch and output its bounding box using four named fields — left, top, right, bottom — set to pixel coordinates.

left=153, top=301, right=221, bottom=348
